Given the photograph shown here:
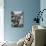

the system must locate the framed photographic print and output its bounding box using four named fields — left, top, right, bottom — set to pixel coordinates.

left=11, top=11, right=24, bottom=27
